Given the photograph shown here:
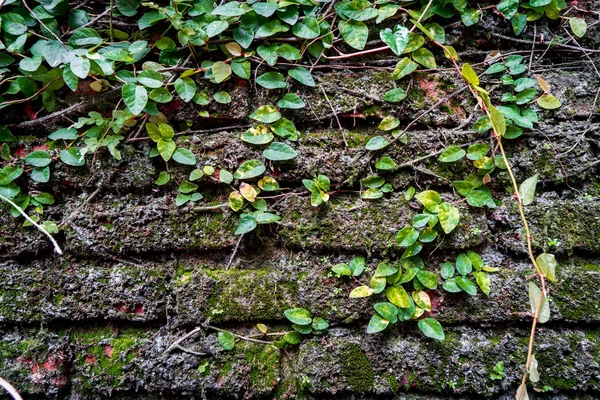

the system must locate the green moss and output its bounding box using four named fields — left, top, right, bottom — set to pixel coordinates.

left=244, top=343, right=280, bottom=391
left=384, top=373, right=399, bottom=392
left=340, top=343, right=375, bottom=392
left=204, top=268, right=298, bottom=321
left=73, top=328, right=147, bottom=391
